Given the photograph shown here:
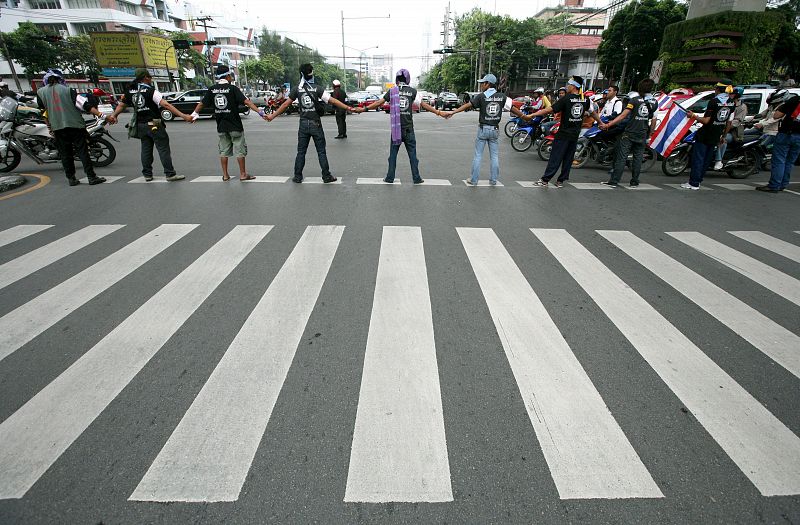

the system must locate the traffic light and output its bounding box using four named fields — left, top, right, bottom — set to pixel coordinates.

left=172, top=39, right=216, bottom=49
left=433, top=47, right=455, bottom=54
